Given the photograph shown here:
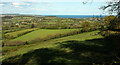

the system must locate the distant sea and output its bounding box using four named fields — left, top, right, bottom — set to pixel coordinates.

left=44, top=15, right=107, bottom=18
